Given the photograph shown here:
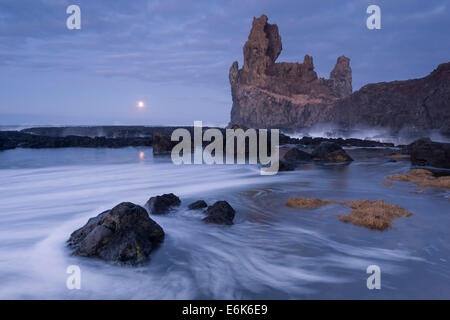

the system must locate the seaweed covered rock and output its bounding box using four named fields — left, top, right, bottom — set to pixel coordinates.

left=387, top=169, right=450, bottom=189
left=286, top=197, right=335, bottom=209
left=146, top=193, right=181, bottom=214
left=337, top=200, right=412, bottom=231
left=67, top=202, right=165, bottom=265
left=202, top=201, right=236, bottom=225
